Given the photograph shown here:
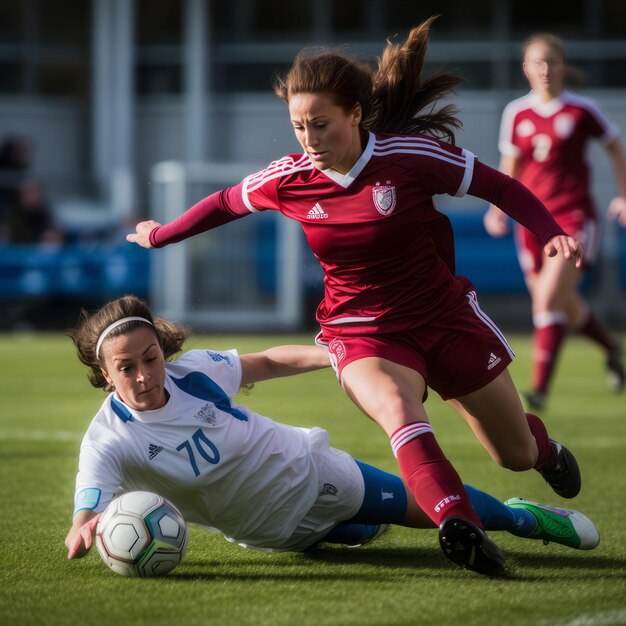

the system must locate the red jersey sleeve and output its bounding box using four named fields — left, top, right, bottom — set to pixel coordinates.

left=420, top=144, right=475, bottom=198
left=149, top=183, right=251, bottom=248
left=384, top=135, right=475, bottom=198
left=581, top=102, right=620, bottom=143
left=240, top=155, right=308, bottom=213
left=468, top=160, right=566, bottom=245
